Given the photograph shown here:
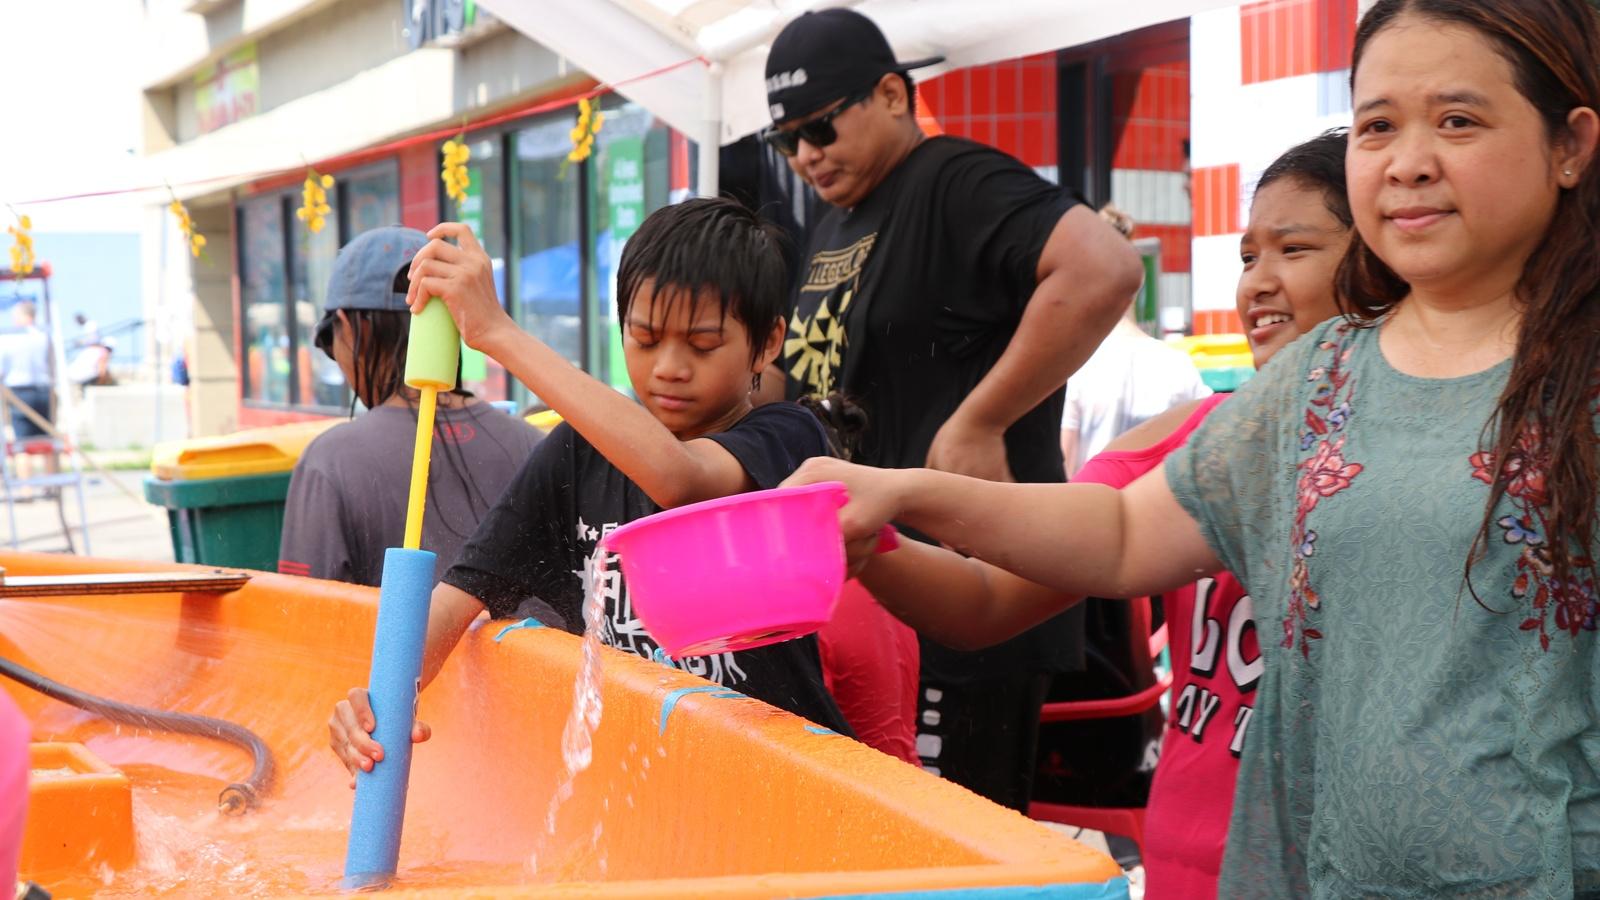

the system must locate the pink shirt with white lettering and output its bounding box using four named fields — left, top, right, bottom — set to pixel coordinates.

left=1072, top=394, right=1258, bottom=900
